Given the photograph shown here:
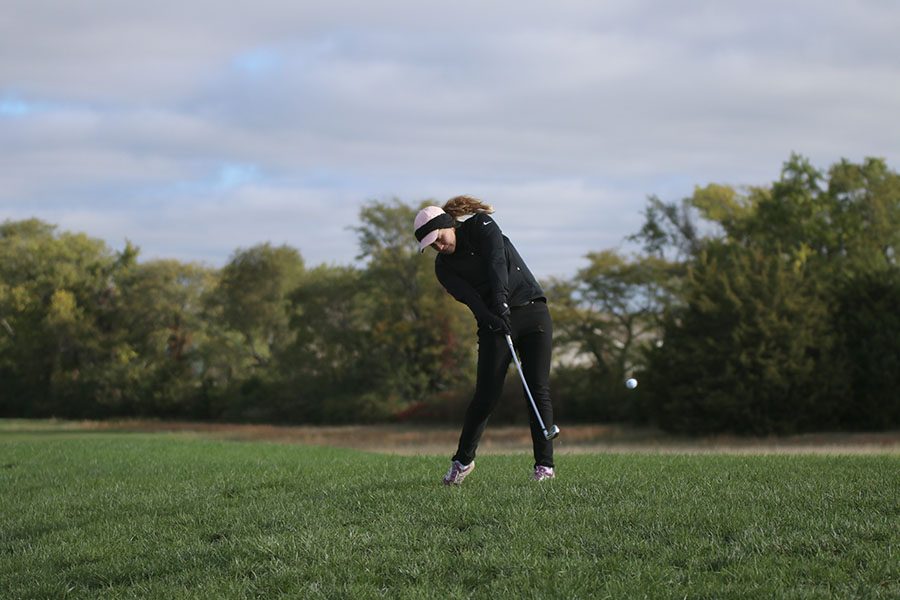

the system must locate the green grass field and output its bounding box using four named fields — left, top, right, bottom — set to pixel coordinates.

left=2, top=422, right=898, bottom=599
